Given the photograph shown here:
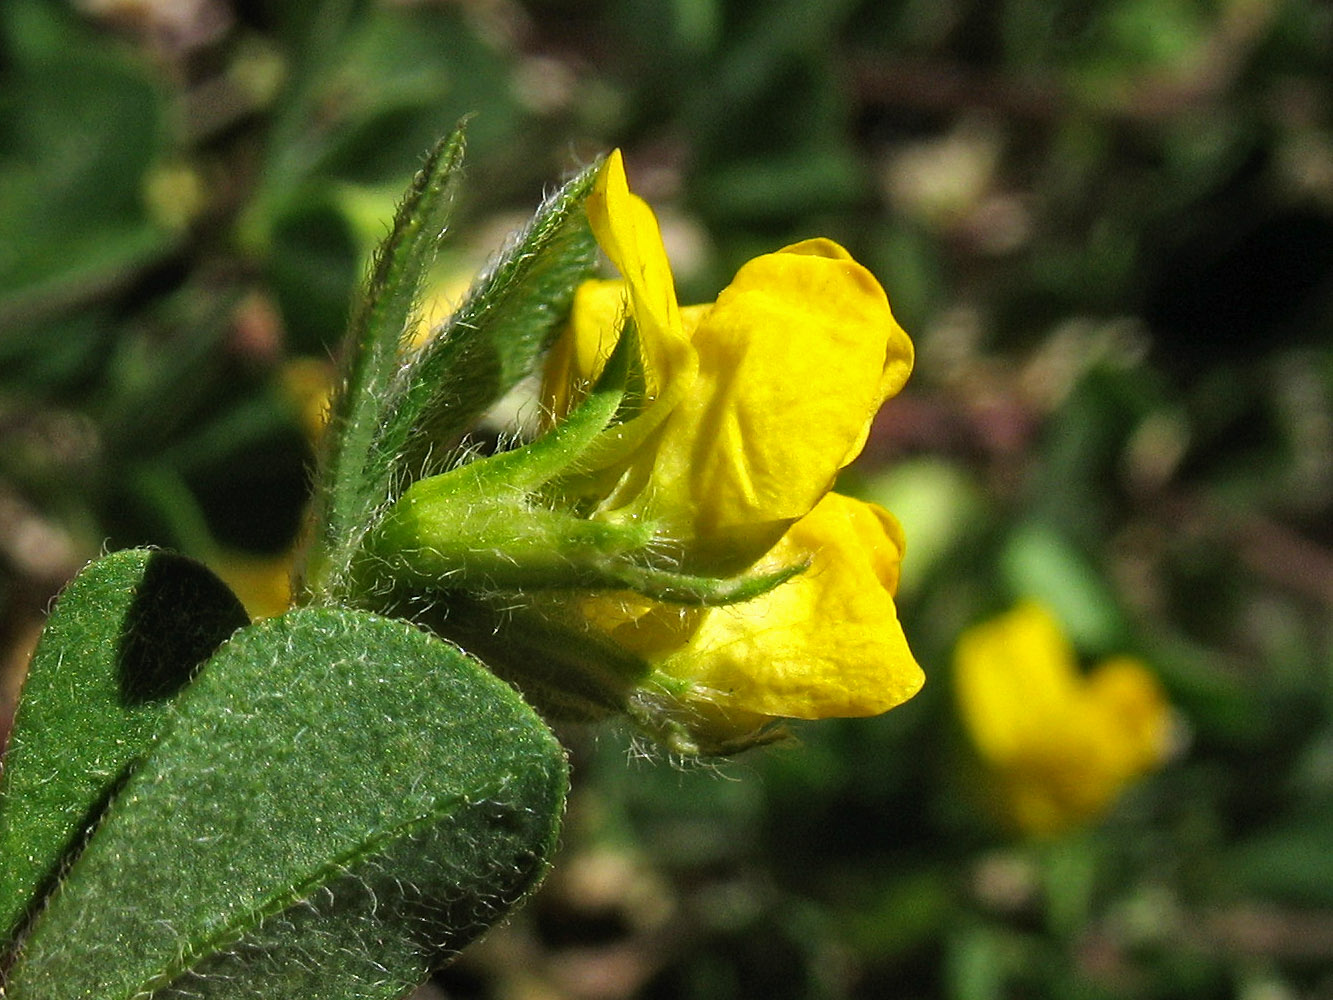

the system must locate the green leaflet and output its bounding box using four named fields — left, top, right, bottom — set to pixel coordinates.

left=0, top=549, right=249, bottom=946
left=2, top=607, right=567, bottom=1000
